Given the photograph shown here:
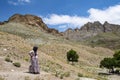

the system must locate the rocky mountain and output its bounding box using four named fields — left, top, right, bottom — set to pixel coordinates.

left=63, top=21, right=120, bottom=41
left=0, top=14, right=61, bottom=35
left=63, top=21, right=120, bottom=49
left=1, top=14, right=120, bottom=49
left=0, top=14, right=119, bottom=80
